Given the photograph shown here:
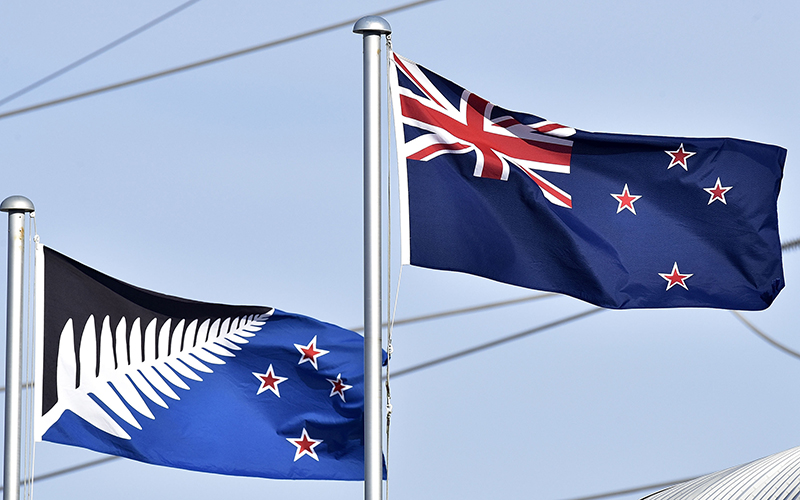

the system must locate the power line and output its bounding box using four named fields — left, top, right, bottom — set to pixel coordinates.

left=4, top=455, right=701, bottom=500
left=0, top=0, right=440, bottom=121
left=0, top=0, right=202, bottom=108
left=783, top=237, right=800, bottom=252
left=391, top=307, right=603, bottom=378
left=731, top=311, right=800, bottom=361
left=555, top=476, right=699, bottom=500
left=0, top=456, right=119, bottom=492
left=349, top=292, right=555, bottom=331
